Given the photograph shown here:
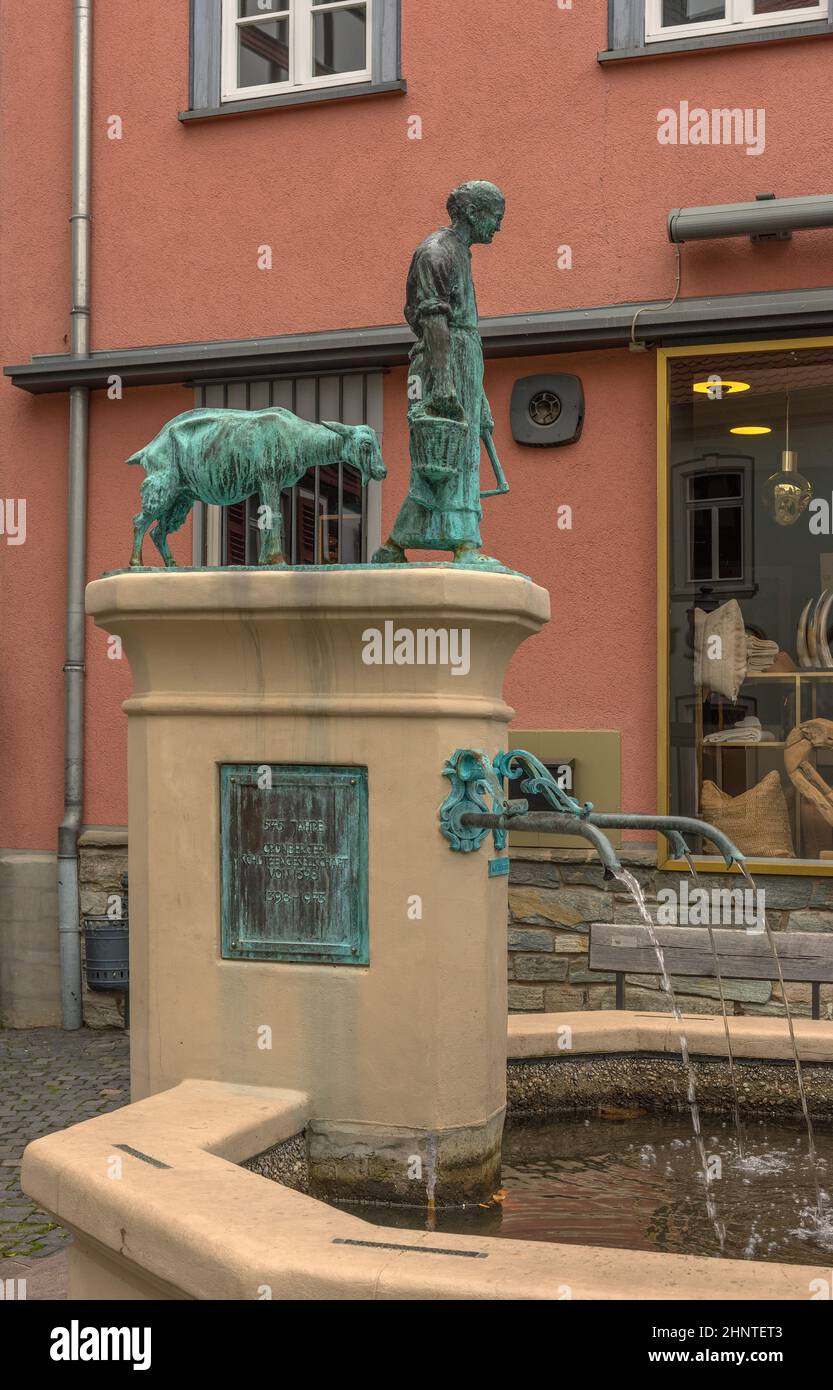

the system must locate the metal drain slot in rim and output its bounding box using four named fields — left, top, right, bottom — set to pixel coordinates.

left=332, top=1237, right=487, bottom=1259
